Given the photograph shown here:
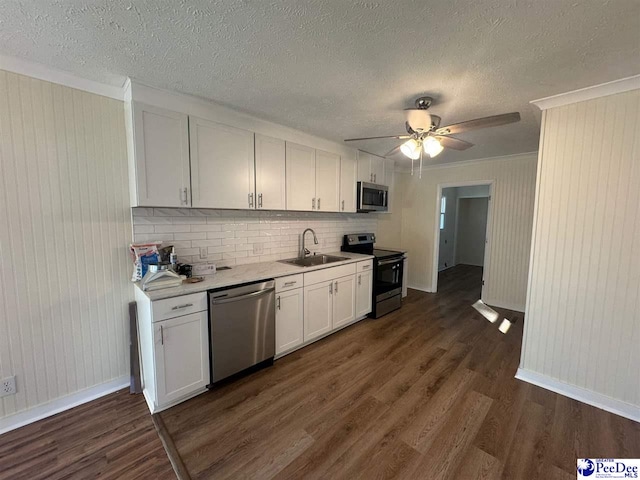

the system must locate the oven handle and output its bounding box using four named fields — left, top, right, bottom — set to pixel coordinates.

left=378, top=258, right=404, bottom=266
